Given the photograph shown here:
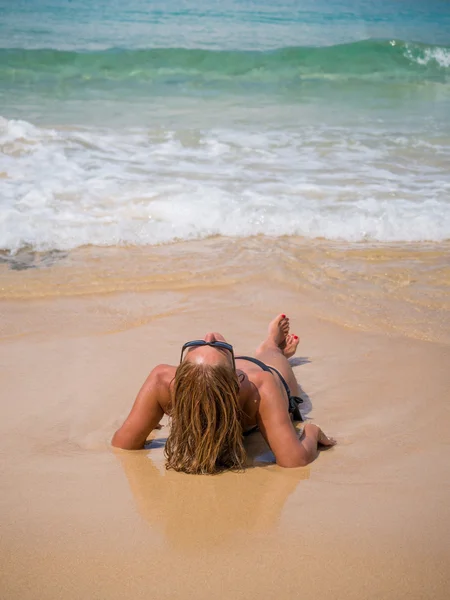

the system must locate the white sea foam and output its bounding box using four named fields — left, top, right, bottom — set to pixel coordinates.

left=404, top=45, right=450, bottom=68
left=1, top=116, right=449, bottom=252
